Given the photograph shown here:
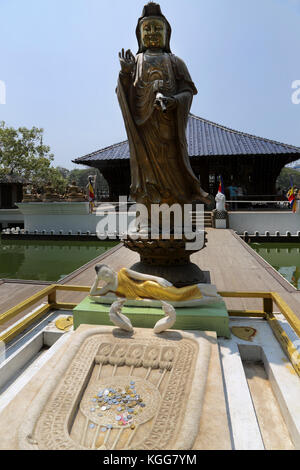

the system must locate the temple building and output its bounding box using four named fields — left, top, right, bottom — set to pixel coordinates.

left=73, top=113, right=300, bottom=200
left=0, top=175, right=24, bottom=209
